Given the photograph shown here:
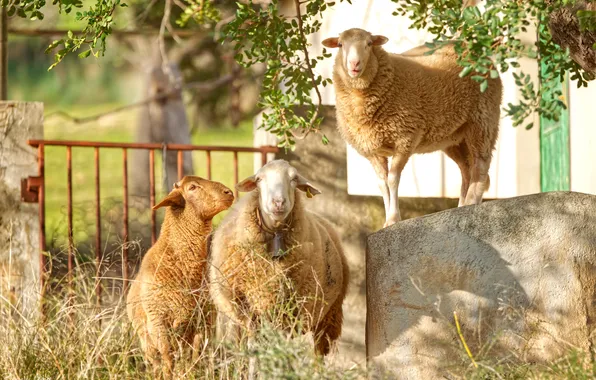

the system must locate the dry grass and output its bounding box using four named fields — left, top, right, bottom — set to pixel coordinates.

left=0, top=255, right=364, bottom=380
left=2, top=257, right=595, bottom=380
